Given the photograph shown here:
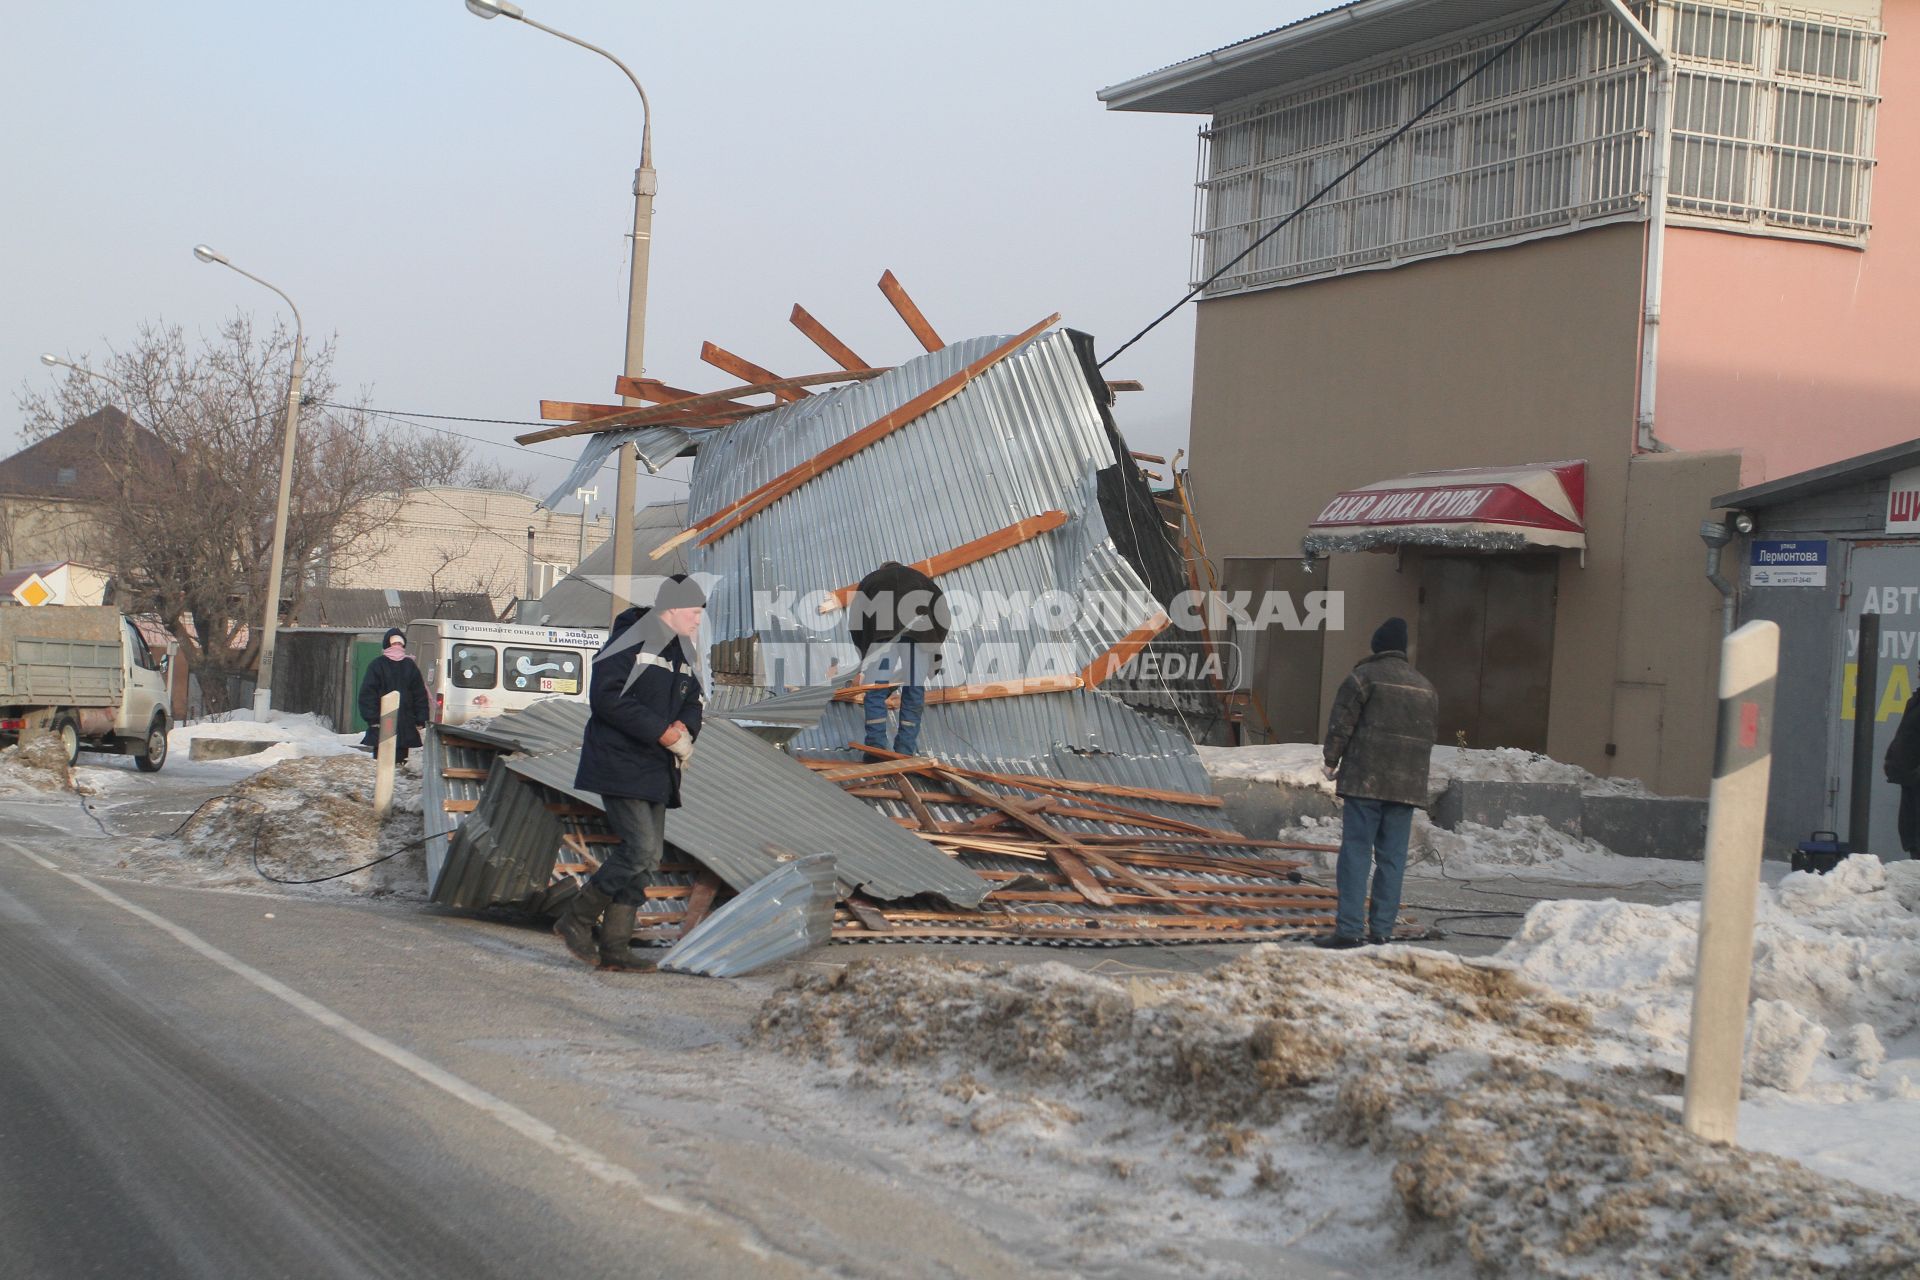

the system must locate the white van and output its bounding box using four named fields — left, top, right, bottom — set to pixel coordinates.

left=406, top=619, right=606, bottom=727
